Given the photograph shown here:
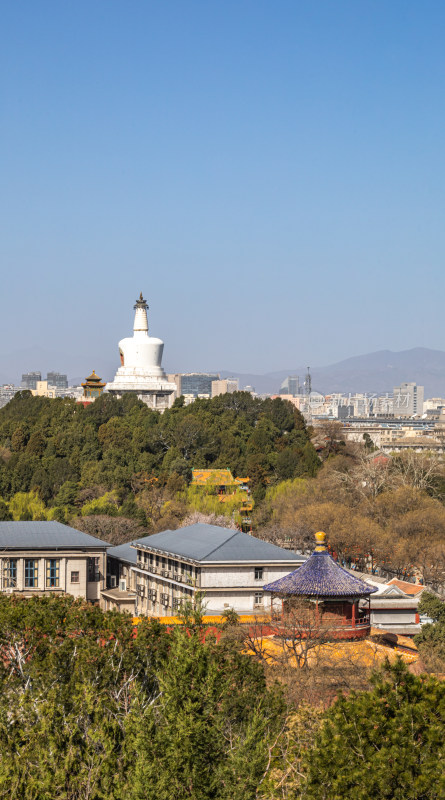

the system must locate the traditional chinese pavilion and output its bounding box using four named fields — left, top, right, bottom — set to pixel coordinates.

left=81, top=370, right=106, bottom=403
left=191, top=469, right=253, bottom=531
left=263, top=531, right=378, bottom=640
